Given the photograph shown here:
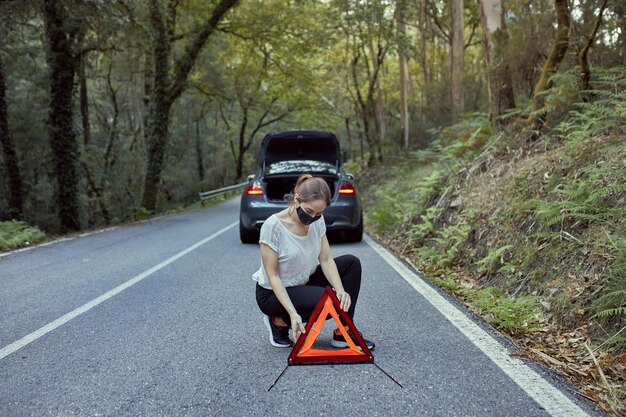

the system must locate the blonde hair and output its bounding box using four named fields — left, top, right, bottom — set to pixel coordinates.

left=290, top=174, right=331, bottom=208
